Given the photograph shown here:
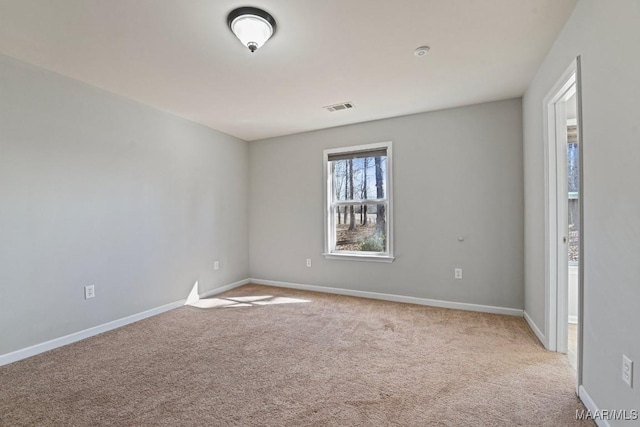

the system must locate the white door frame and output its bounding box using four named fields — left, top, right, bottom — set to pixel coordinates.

left=543, top=57, right=584, bottom=390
